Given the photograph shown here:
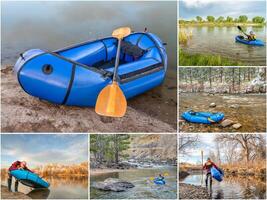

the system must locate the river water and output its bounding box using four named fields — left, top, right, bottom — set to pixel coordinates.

left=180, top=26, right=266, bottom=66
left=90, top=167, right=177, bottom=199
left=1, top=176, right=88, bottom=199
left=181, top=174, right=266, bottom=199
